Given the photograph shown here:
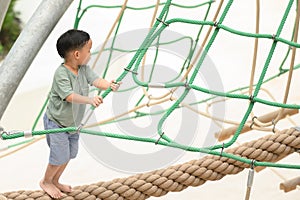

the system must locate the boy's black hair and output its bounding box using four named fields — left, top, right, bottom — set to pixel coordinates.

left=56, top=29, right=90, bottom=58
